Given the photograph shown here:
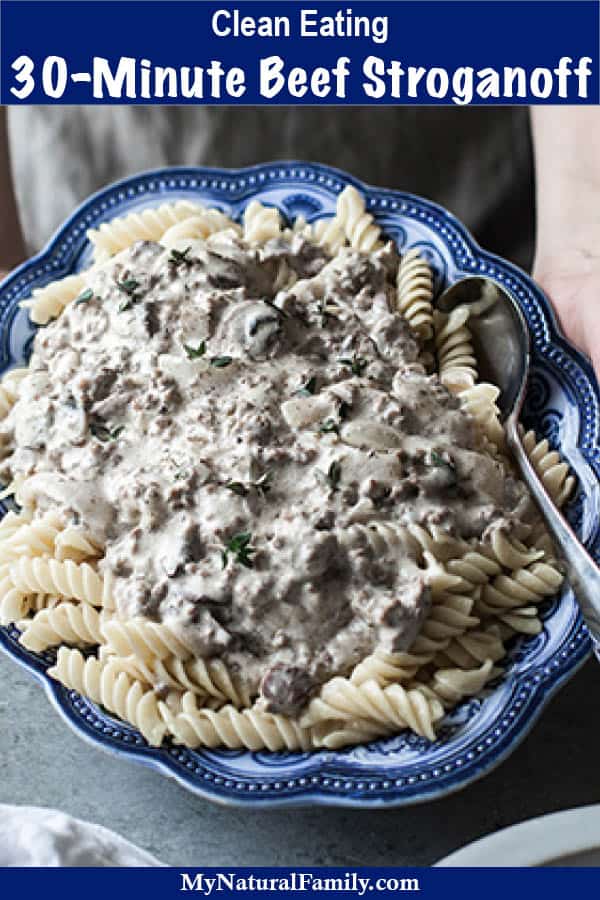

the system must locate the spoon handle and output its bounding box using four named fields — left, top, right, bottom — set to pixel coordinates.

left=506, top=417, right=600, bottom=649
